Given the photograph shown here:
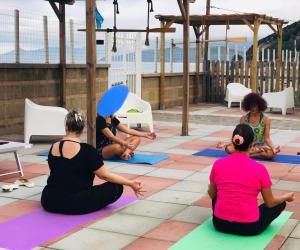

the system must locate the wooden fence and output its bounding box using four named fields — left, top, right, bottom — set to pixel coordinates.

left=205, top=60, right=300, bottom=103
